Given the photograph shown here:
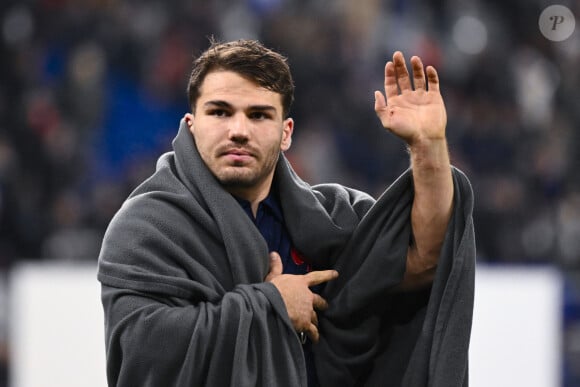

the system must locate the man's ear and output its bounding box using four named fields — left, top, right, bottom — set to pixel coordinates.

left=184, top=113, right=194, bottom=133
left=280, top=118, right=294, bottom=151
